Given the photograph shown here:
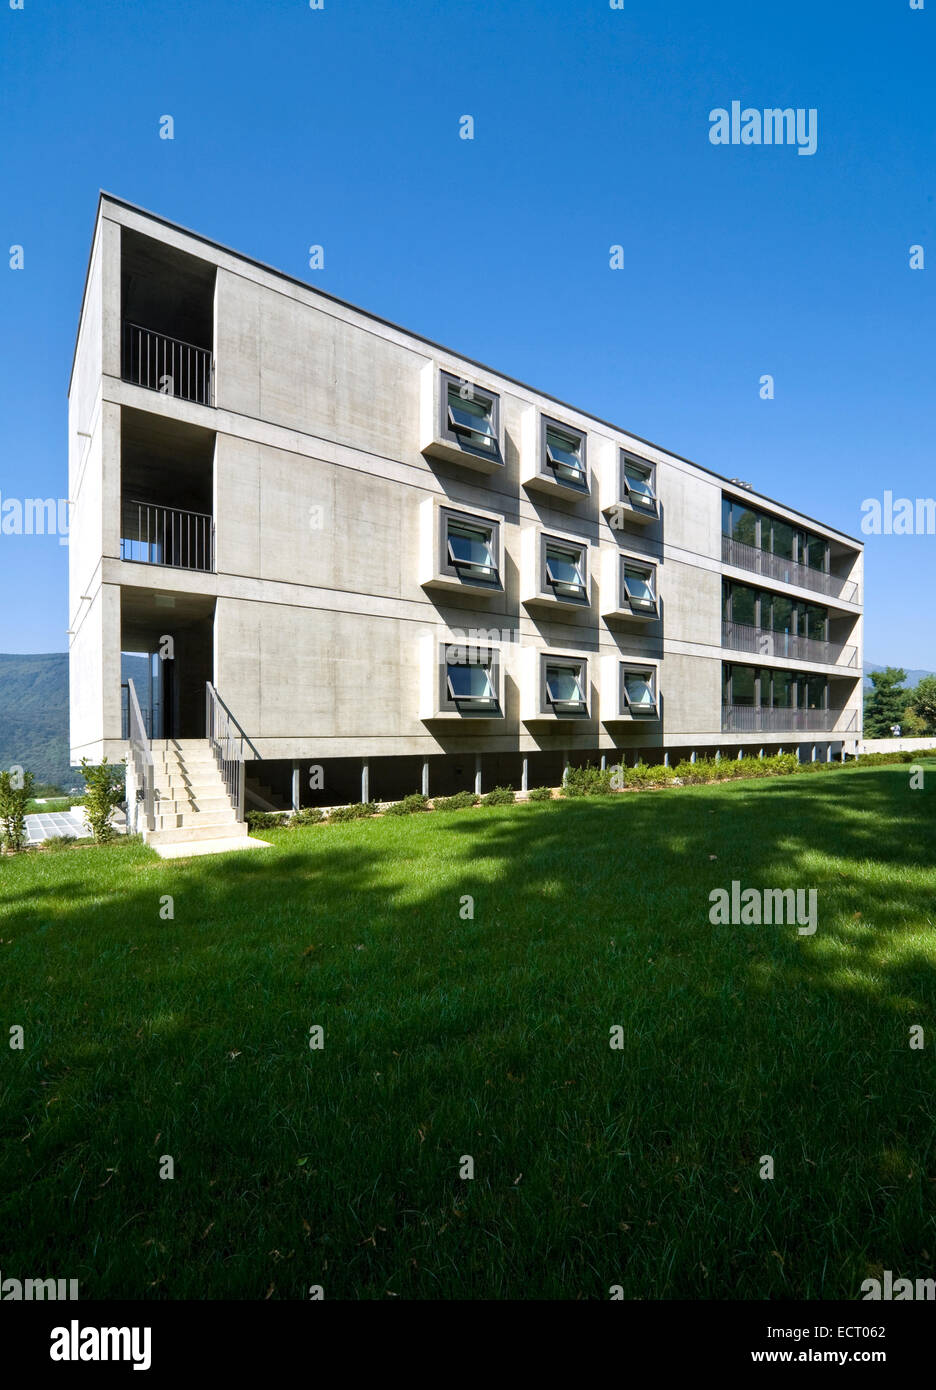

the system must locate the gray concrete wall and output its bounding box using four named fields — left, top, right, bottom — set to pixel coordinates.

left=67, top=197, right=865, bottom=767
